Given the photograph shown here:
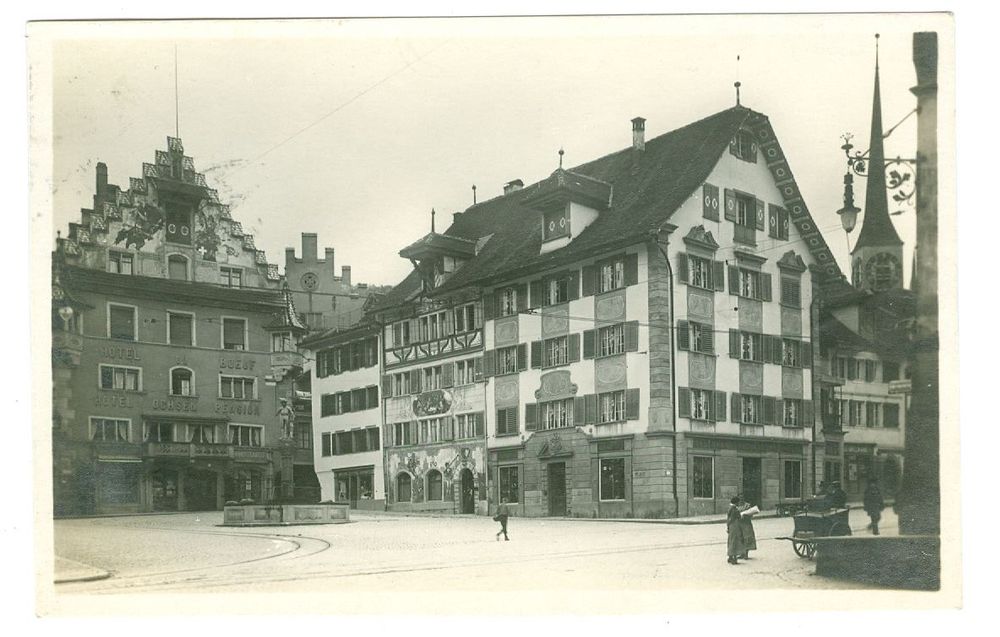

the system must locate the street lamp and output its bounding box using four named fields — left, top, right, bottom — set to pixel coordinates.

left=836, top=170, right=861, bottom=234
left=57, top=305, right=74, bottom=331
